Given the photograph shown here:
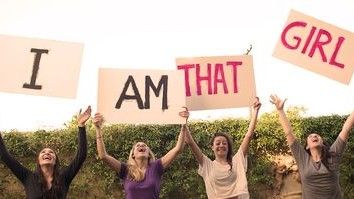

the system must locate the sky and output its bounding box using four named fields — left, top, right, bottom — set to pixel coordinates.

left=0, top=0, right=353, bottom=131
